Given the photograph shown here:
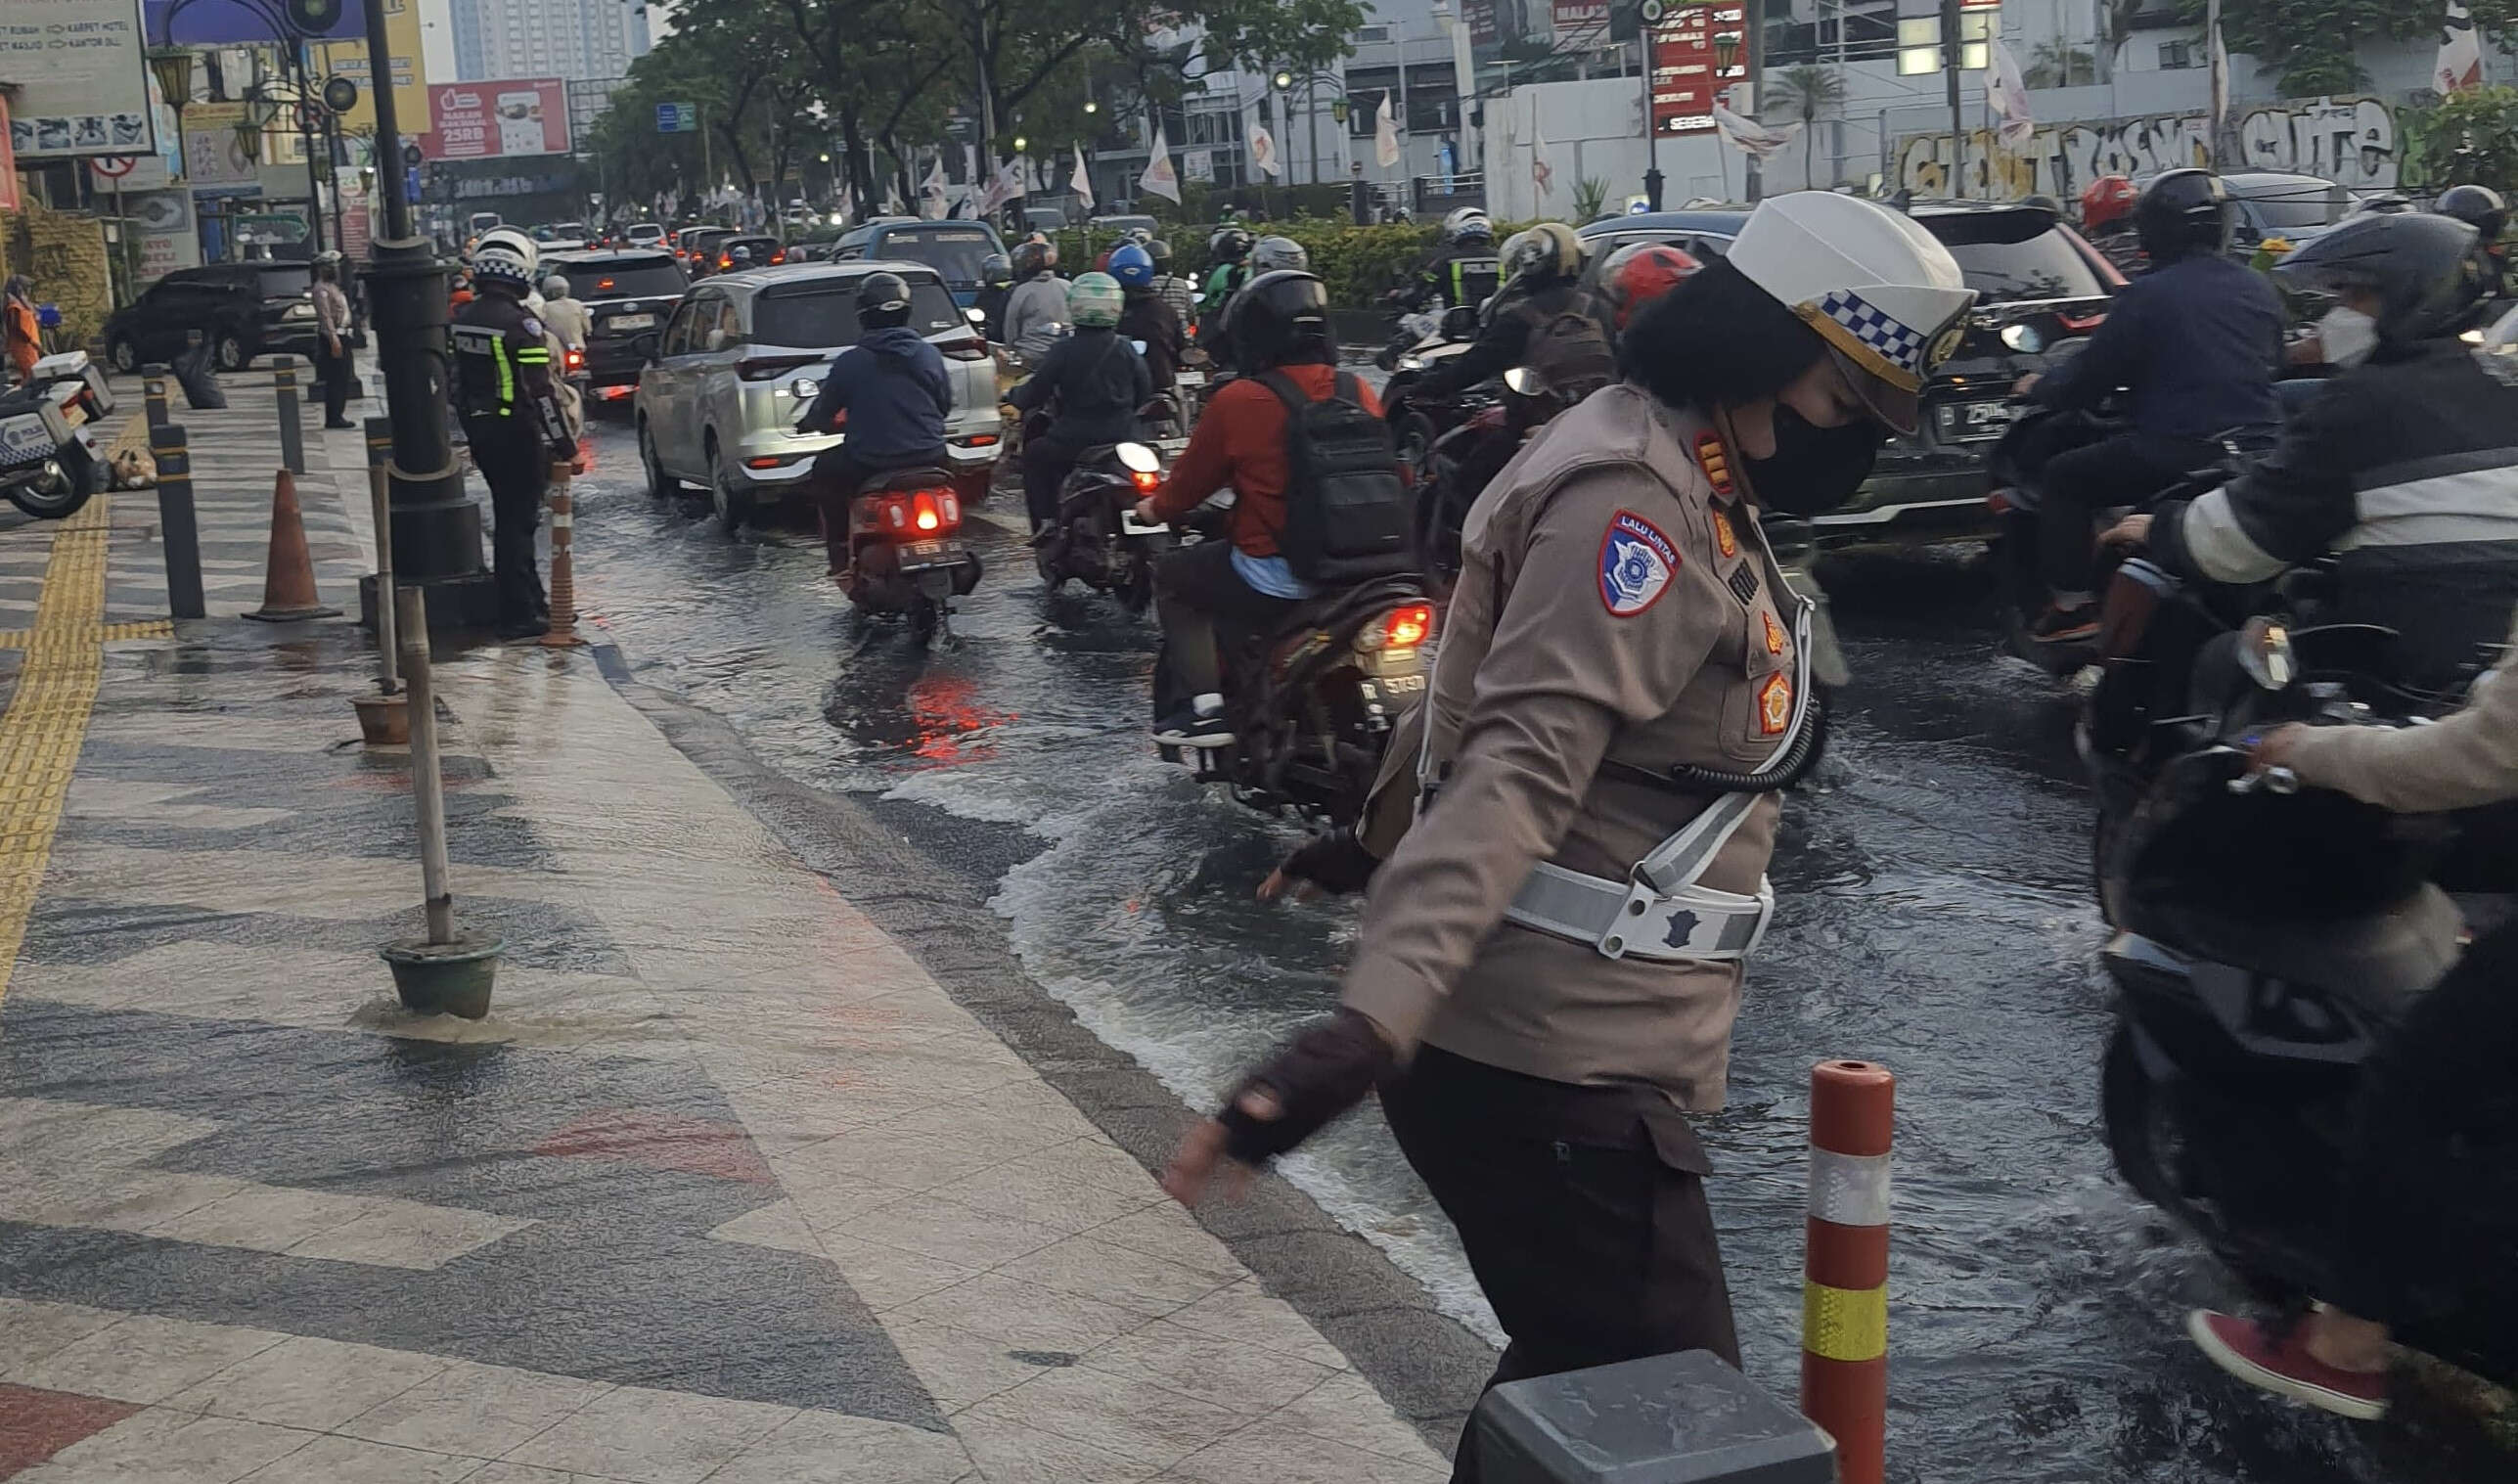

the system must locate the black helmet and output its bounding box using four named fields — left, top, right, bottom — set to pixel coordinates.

left=857, top=271, right=914, bottom=329
left=1012, top=240, right=1057, bottom=278
left=980, top=252, right=1013, bottom=288
left=2273, top=211, right=2485, bottom=347
left=2435, top=184, right=2508, bottom=243
left=1210, top=226, right=1254, bottom=263
left=1225, top=270, right=1332, bottom=373
left=2135, top=168, right=2233, bottom=263
left=1148, top=238, right=1174, bottom=269
left=2018, top=193, right=2064, bottom=222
